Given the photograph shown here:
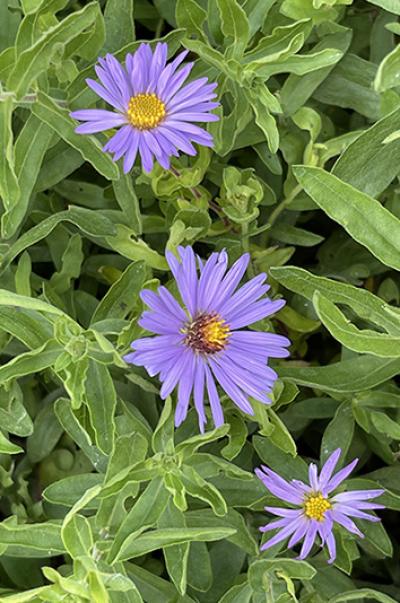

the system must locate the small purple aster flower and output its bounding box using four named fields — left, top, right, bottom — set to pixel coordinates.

left=70, top=43, right=219, bottom=173
left=124, top=246, right=290, bottom=432
left=256, top=448, right=385, bottom=564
